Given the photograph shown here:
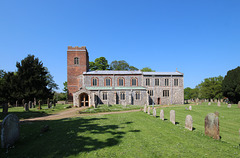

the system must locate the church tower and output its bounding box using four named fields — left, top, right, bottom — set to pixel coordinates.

left=67, top=46, right=89, bottom=102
